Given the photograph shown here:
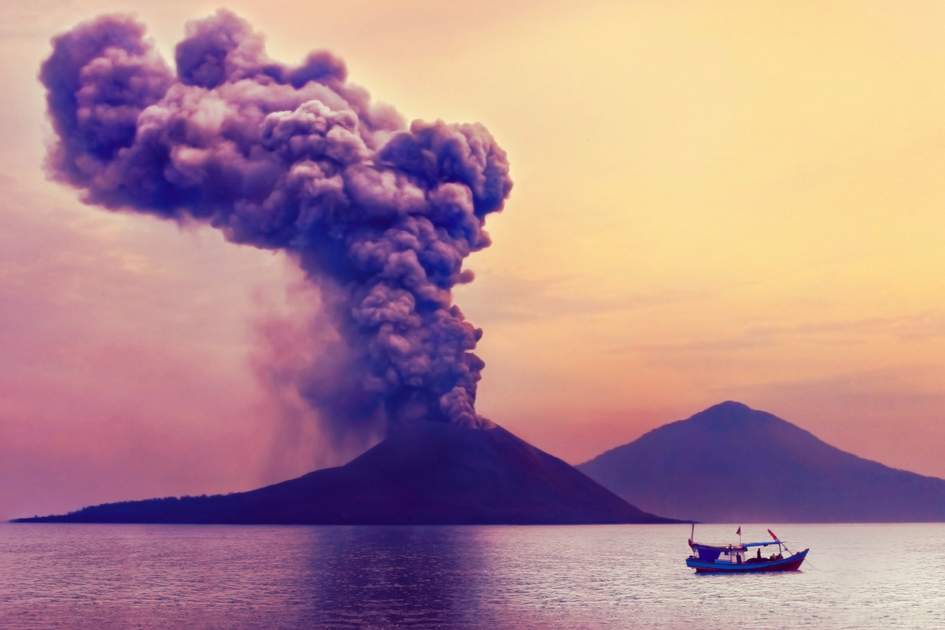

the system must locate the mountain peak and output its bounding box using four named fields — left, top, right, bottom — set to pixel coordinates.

left=687, top=400, right=773, bottom=430
left=698, top=400, right=753, bottom=415
left=579, top=403, right=945, bottom=522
